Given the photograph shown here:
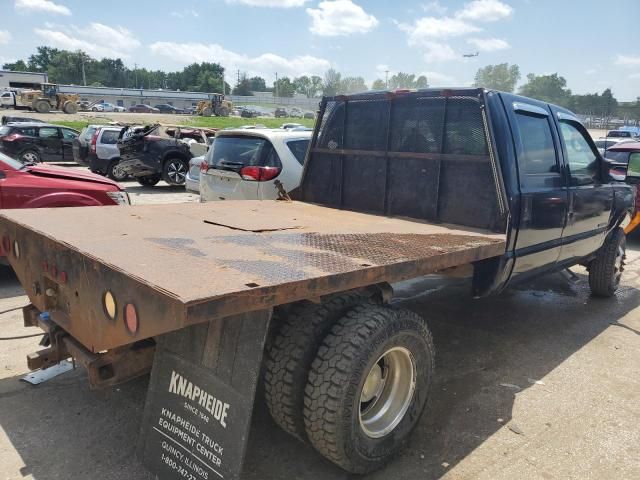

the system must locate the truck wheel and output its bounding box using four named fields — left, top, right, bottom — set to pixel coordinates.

left=137, top=175, right=160, bottom=187
left=264, top=292, right=376, bottom=442
left=20, top=150, right=40, bottom=163
left=202, top=107, right=213, bottom=117
left=107, top=161, right=128, bottom=182
left=163, top=158, right=187, bottom=185
left=589, top=227, right=626, bottom=297
left=216, top=107, right=229, bottom=117
left=304, top=305, right=434, bottom=474
left=34, top=100, right=51, bottom=113
left=63, top=101, right=78, bottom=114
